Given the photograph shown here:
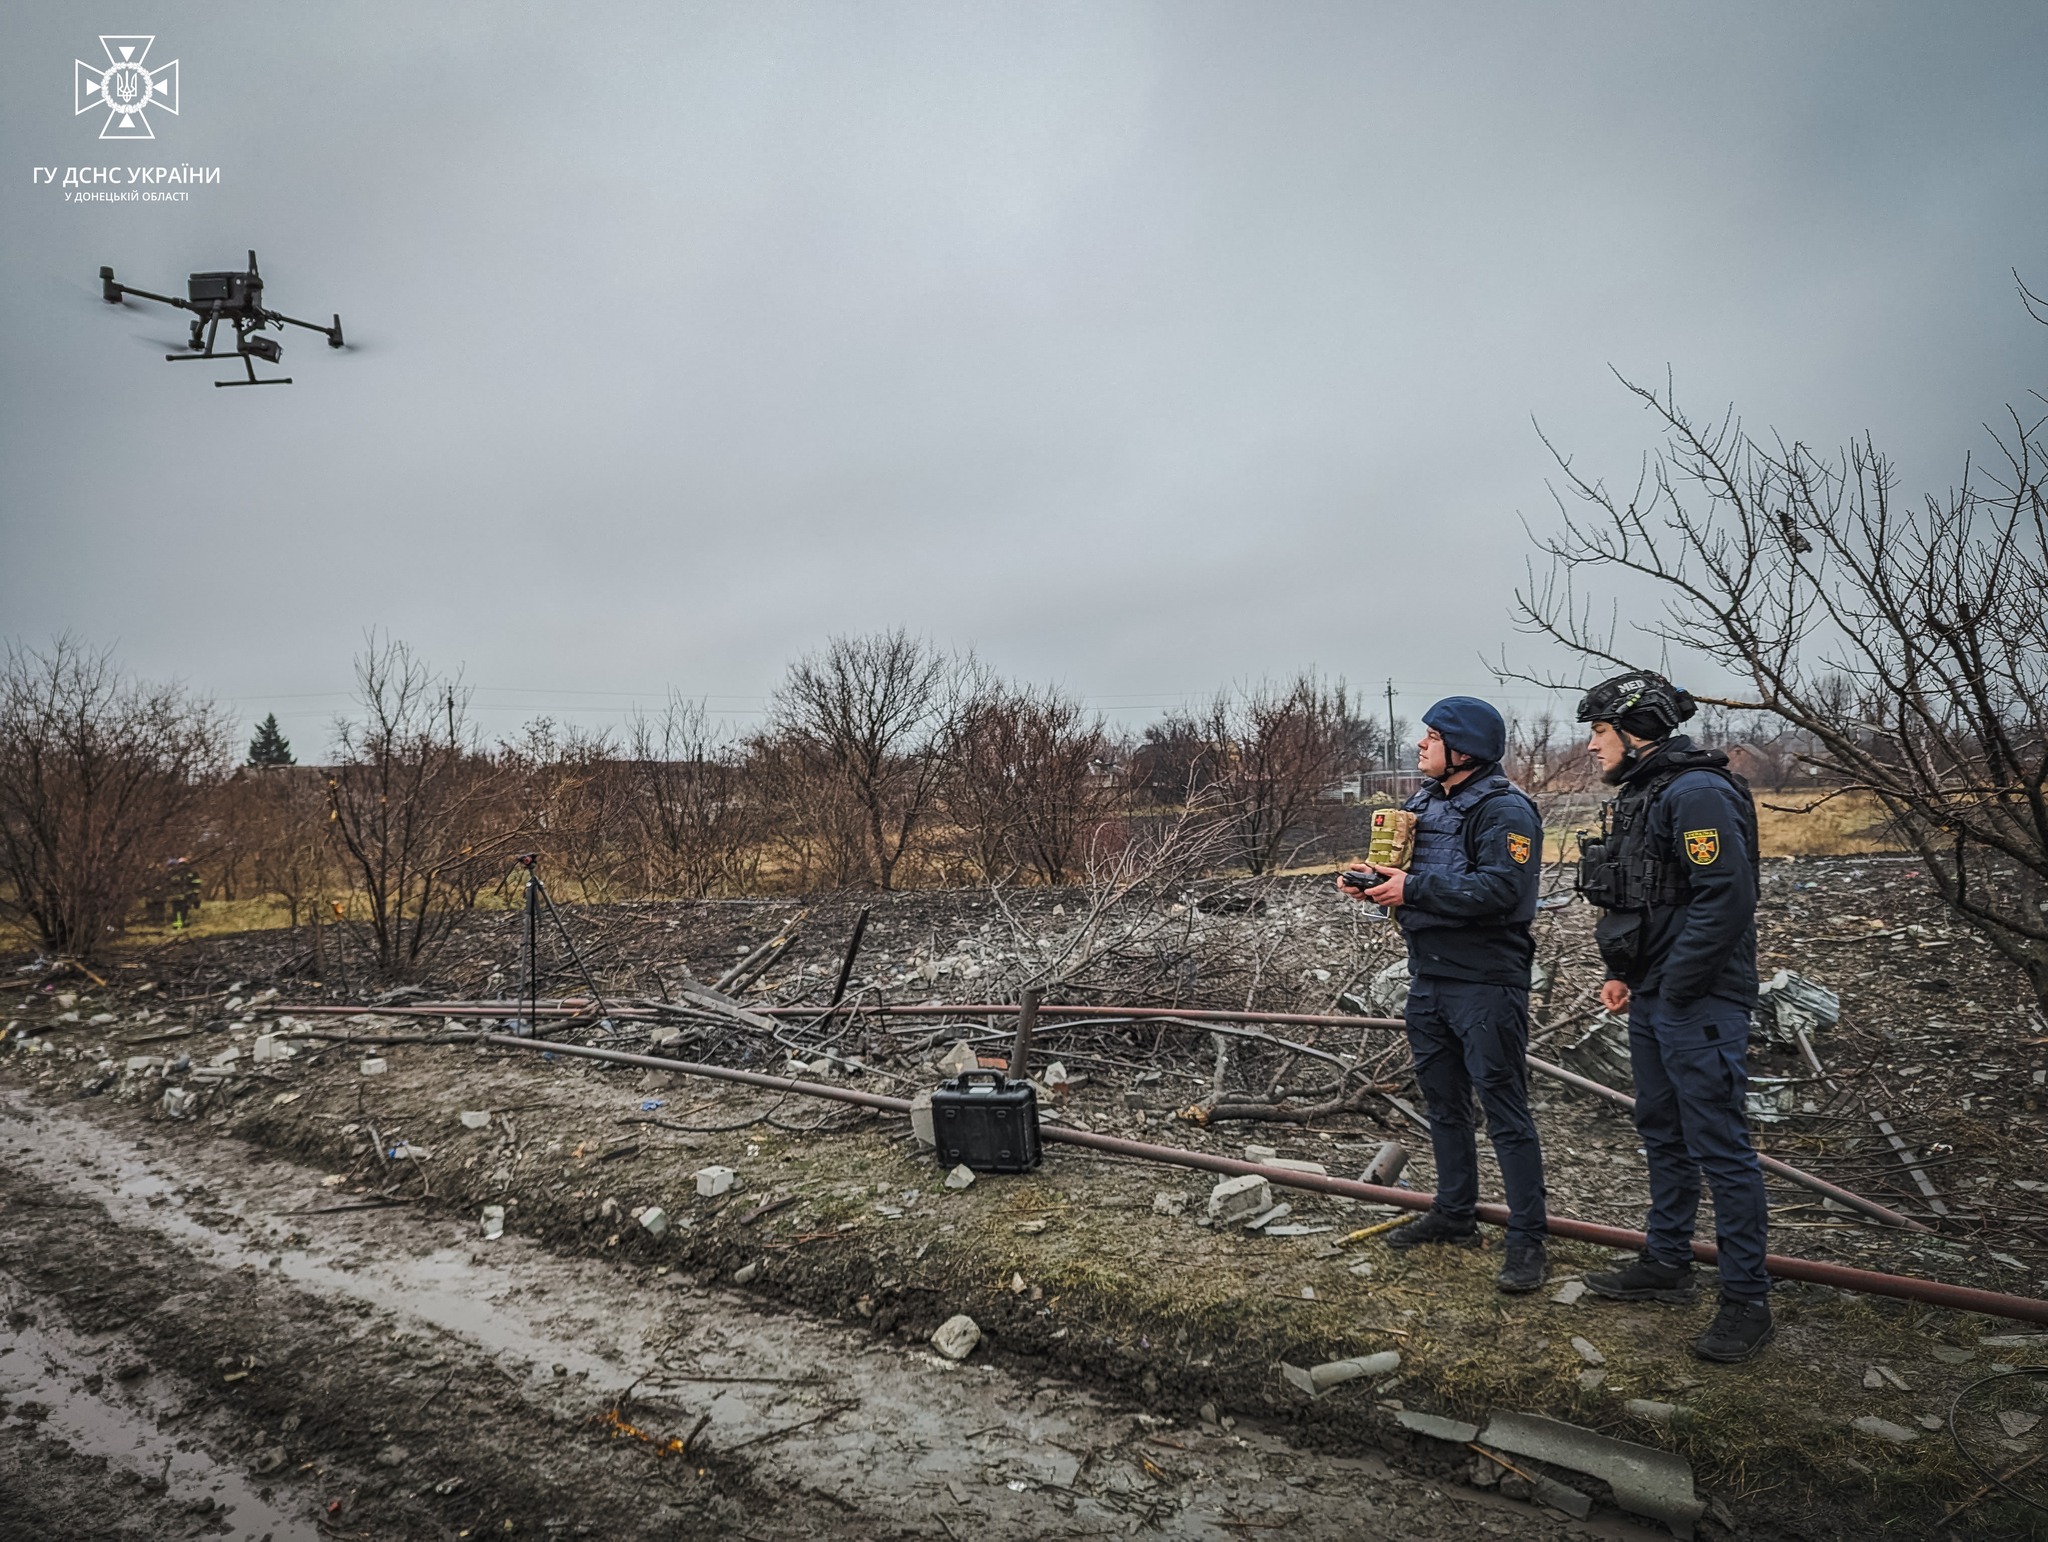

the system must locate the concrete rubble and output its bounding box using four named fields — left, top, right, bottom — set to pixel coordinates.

left=1207, top=1173, right=1272, bottom=1222
left=943, top=1164, right=975, bottom=1190
left=931, top=1314, right=982, bottom=1361
left=1849, top=1415, right=1919, bottom=1445
left=694, top=1165, right=736, bottom=1198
